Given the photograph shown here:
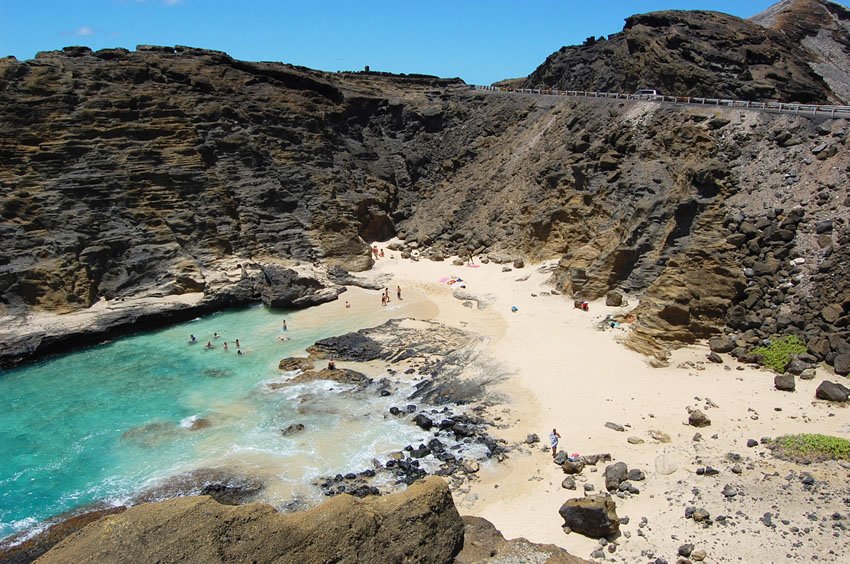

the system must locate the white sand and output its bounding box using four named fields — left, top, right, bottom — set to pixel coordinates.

left=365, top=244, right=850, bottom=563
